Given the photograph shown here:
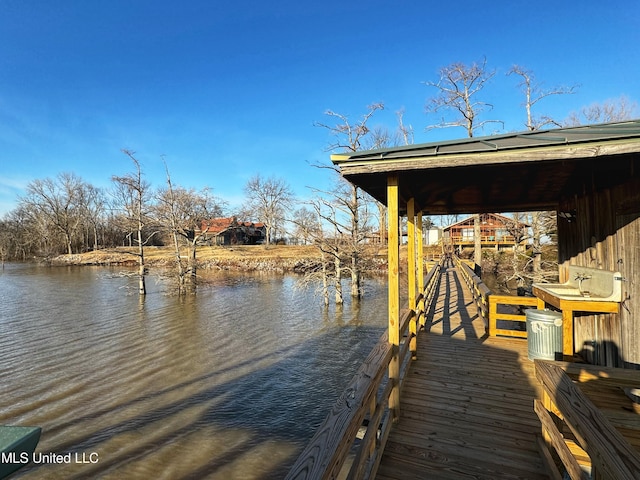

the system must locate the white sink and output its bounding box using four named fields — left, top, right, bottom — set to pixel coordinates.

left=533, top=266, right=623, bottom=302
